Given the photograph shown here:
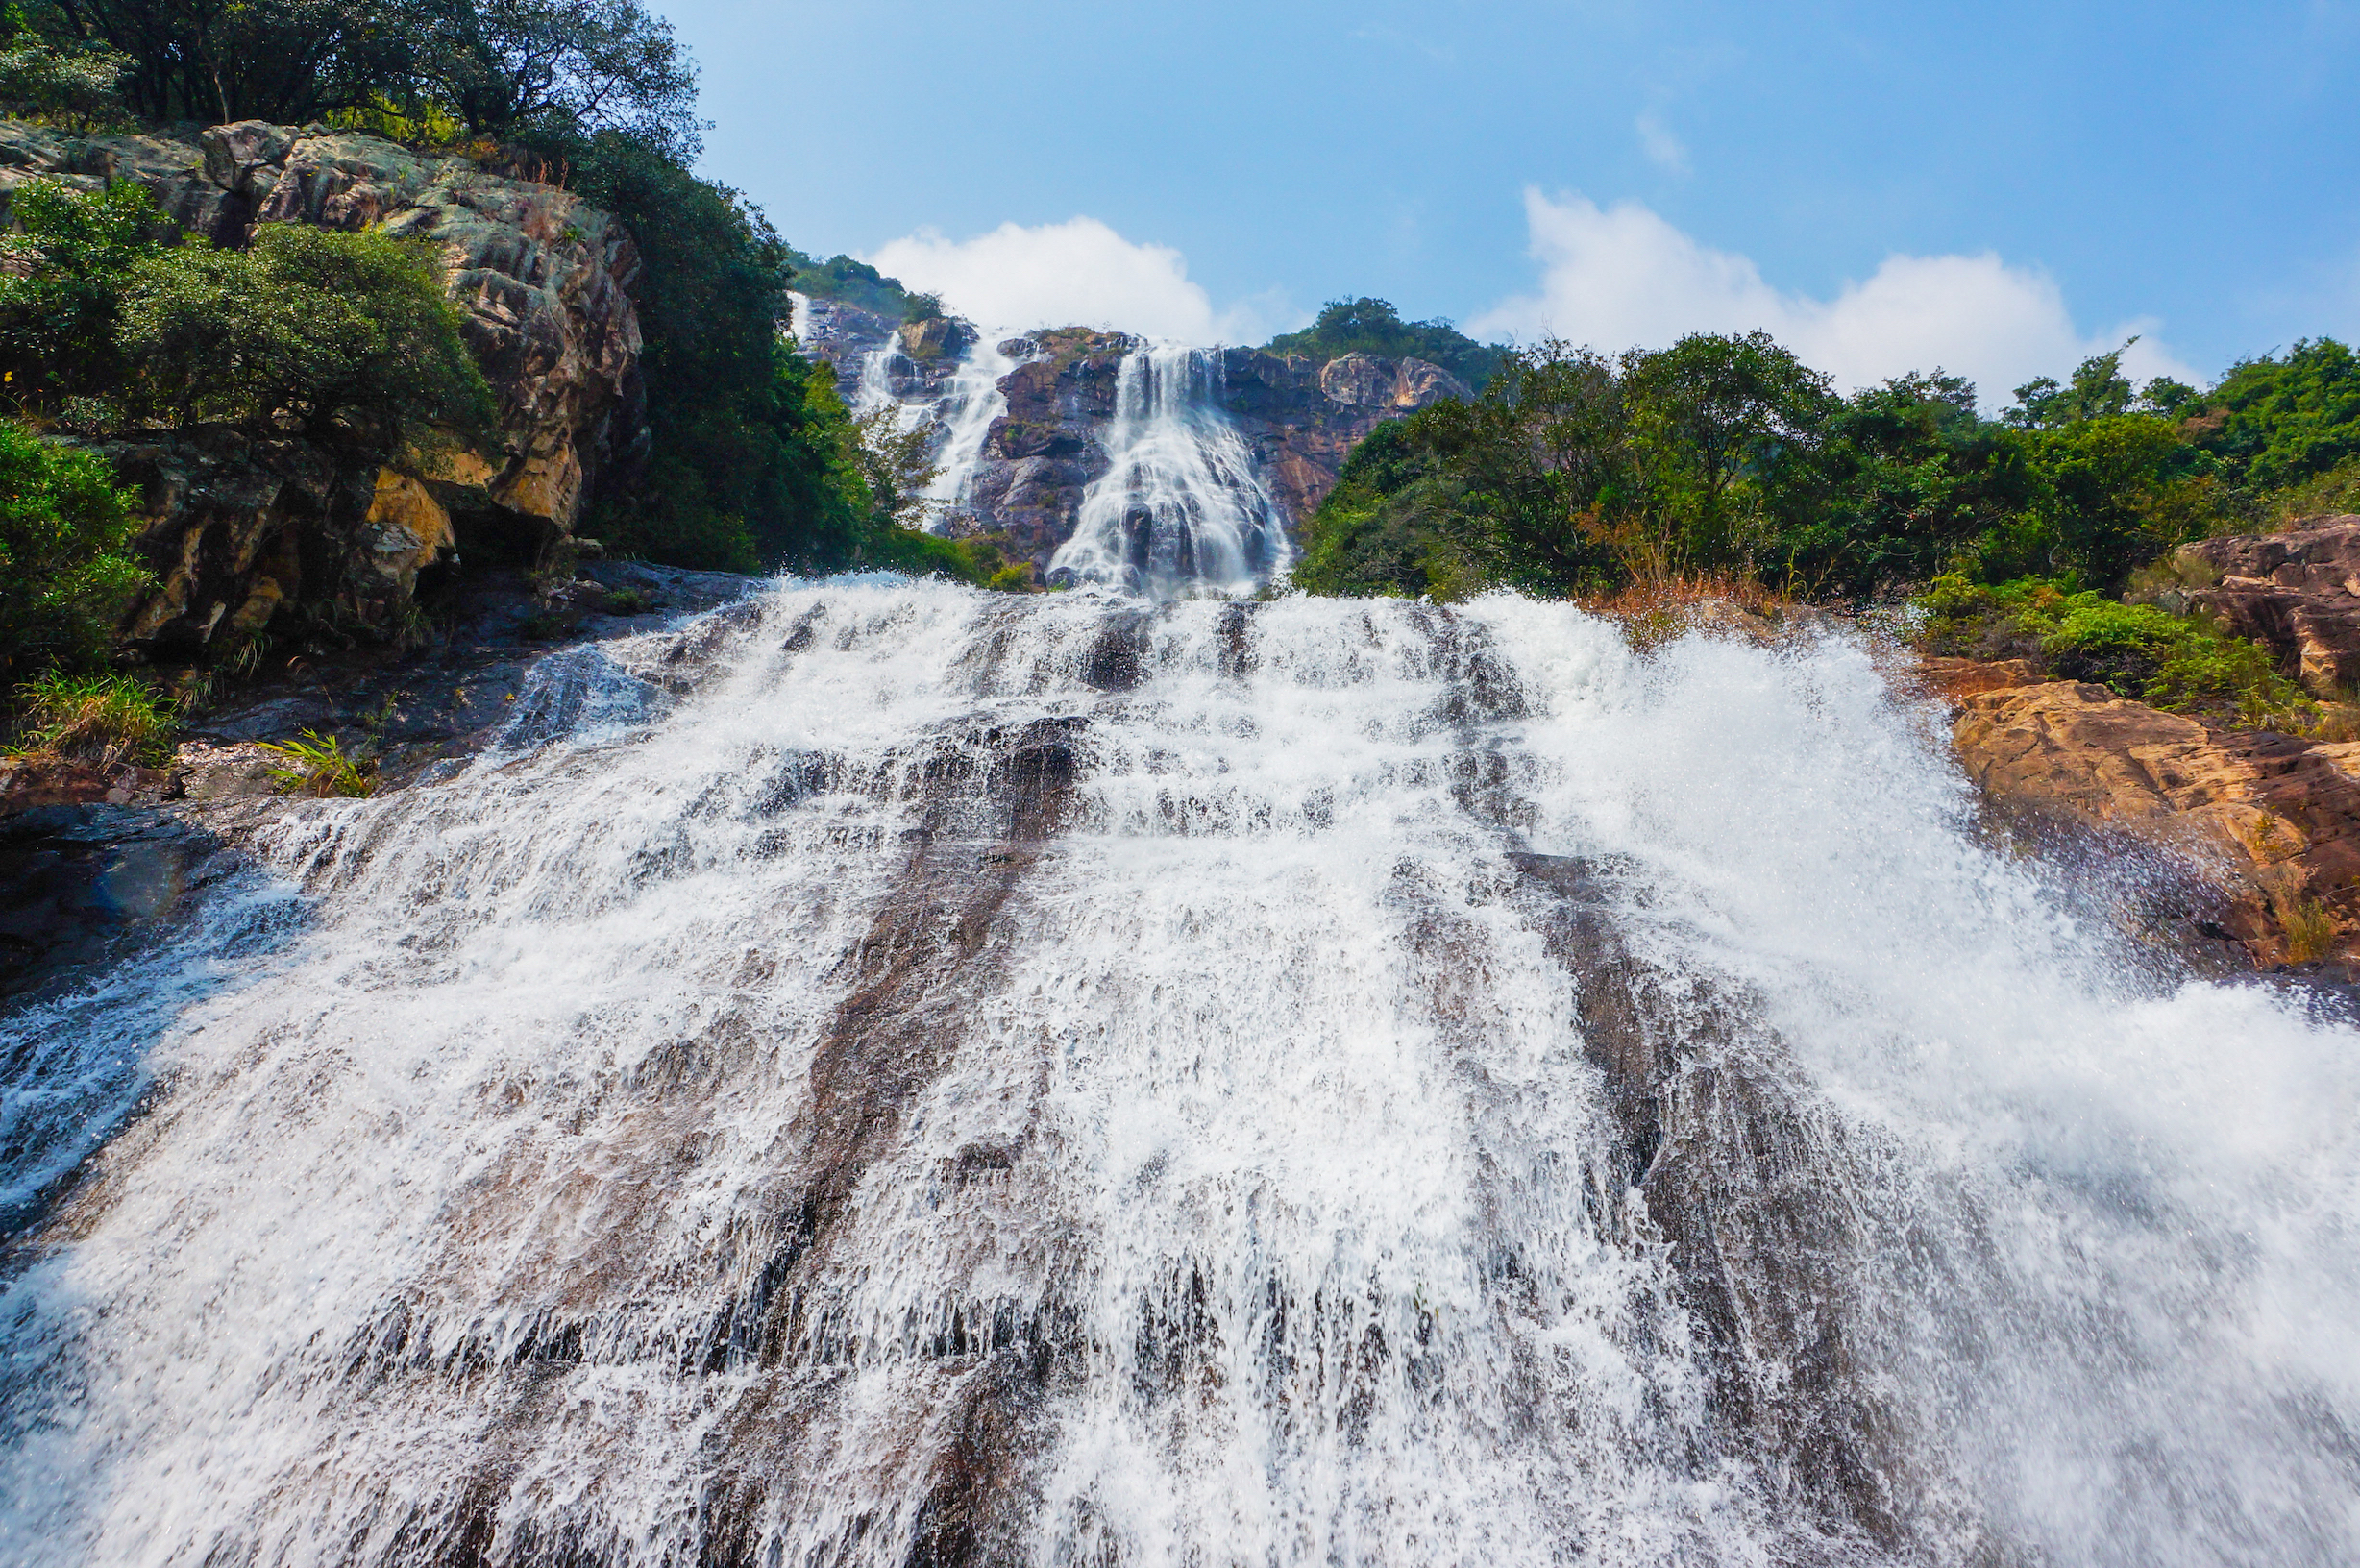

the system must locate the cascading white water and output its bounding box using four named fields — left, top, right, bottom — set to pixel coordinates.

left=4, top=582, right=2357, bottom=1568
left=1049, top=344, right=1293, bottom=597
left=852, top=329, right=905, bottom=419
left=921, top=336, right=1019, bottom=521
